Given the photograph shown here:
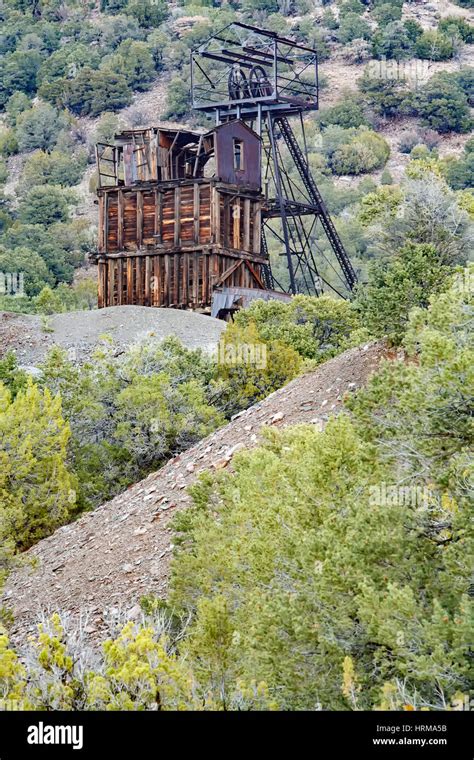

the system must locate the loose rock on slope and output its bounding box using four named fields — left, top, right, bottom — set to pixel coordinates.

left=3, top=342, right=388, bottom=647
